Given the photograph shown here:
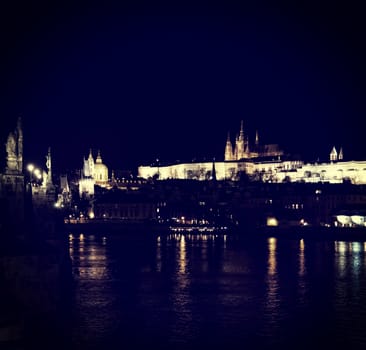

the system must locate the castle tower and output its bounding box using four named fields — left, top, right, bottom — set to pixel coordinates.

left=330, top=146, right=338, bottom=162
left=235, top=120, right=245, bottom=160
left=224, top=132, right=234, bottom=161
left=338, top=147, right=343, bottom=161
